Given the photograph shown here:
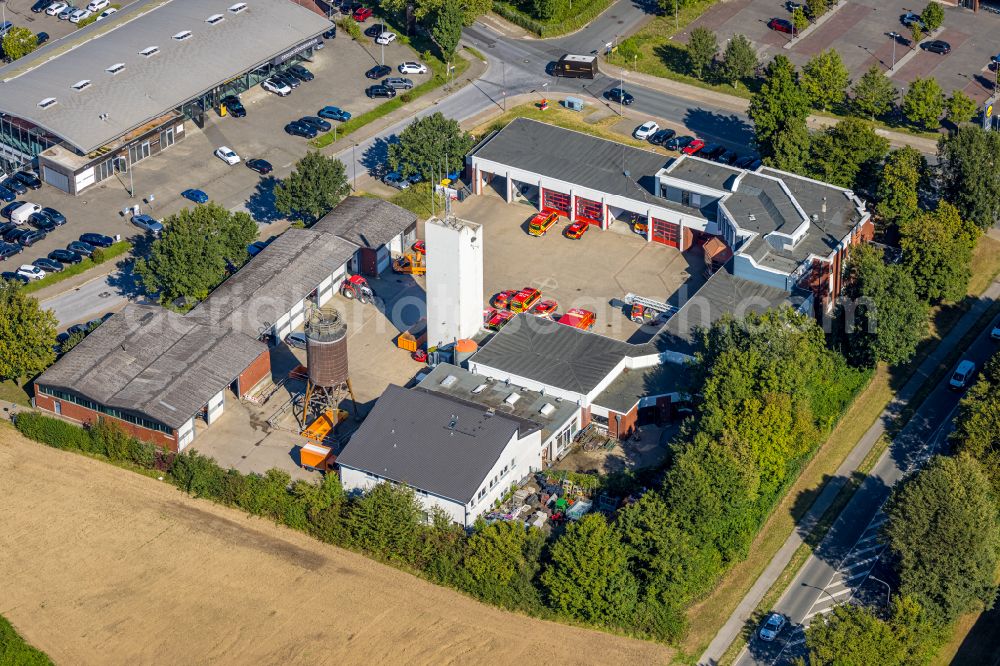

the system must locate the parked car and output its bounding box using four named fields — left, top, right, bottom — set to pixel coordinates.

left=1, top=202, right=22, bottom=219
left=181, top=188, right=209, bottom=203
left=214, top=146, right=241, bottom=165
left=288, top=64, right=314, bottom=82
left=3, top=177, right=26, bottom=196
left=69, top=8, right=93, bottom=24
left=299, top=115, right=332, bottom=132
left=246, top=158, right=273, bottom=175
left=758, top=613, right=786, bottom=642
left=921, top=40, right=951, bottom=55
left=48, top=249, right=82, bottom=264
left=262, top=77, right=292, bottom=96
left=364, top=23, right=387, bottom=38
left=16, top=264, right=45, bottom=280
left=0, top=22, right=12, bottom=38
left=564, top=220, right=589, bottom=239
left=648, top=128, right=676, bottom=145
left=365, top=64, right=392, bottom=79
left=682, top=139, right=706, bottom=155
left=32, top=257, right=63, bottom=273
left=95, top=6, right=116, bottom=20
left=67, top=240, right=95, bottom=256
left=247, top=240, right=269, bottom=256
left=36, top=31, right=49, bottom=45
left=735, top=155, right=758, bottom=169
left=221, top=95, right=246, bottom=117
left=399, top=61, right=428, bottom=75
left=605, top=87, right=634, bottom=105
left=39, top=207, right=66, bottom=225
left=768, top=18, right=795, bottom=34
left=46, top=2, right=68, bottom=16
left=718, top=150, right=739, bottom=165
left=901, top=11, right=925, bottom=29
left=18, top=230, right=46, bottom=247
left=318, top=105, right=351, bottom=121
left=286, top=331, right=307, bottom=349
left=633, top=121, right=660, bottom=140
left=352, top=6, right=372, bottom=21
left=322, top=23, right=337, bottom=39
left=4, top=227, right=29, bottom=243
left=366, top=84, right=396, bottom=99
left=14, top=171, right=42, bottom=190
left=28, top=213, right=56, bottom=232
left=87, top=0, right=109, bottom=11
left=273, top=72, right=300, bottom=89
left=2, top=271, right=29, bottom=284
left=950, top=359, right=976, bottom=390
left=0, top=243, right=22, bottom=261
left=58, top=4, right=76, bottom=19
left=0, top=185, right=15, bottom=203
left=991, top=321, right=1000, bottom=340
left=284, top=120, right=317, bottom=138
left=382, top=76, right=413, bottom=91
left=383, top=171, right=409, bottom=190
left=784, top=1, right=803, bottom=11
left=80, top=232, right=113, bottom=248
left=32, top=0, right=56, bottom=13
left=131, top=214, right=163, bottom=234
left=376, top=31, right=397, bottom=45
left=701, top=144, right=726, bottom=160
